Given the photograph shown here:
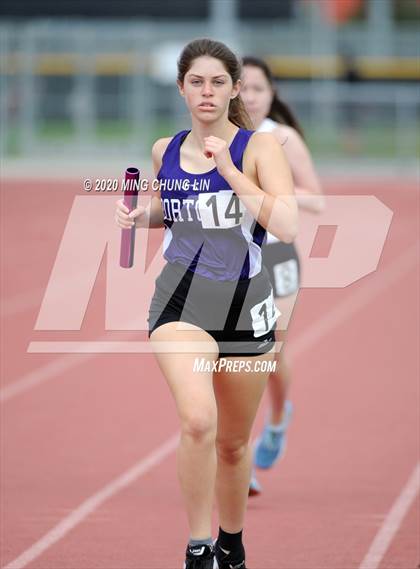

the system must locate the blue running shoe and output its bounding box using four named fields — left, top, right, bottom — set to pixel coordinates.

left=254, top=400, right=293, bottom=470
left=248, top=470, right=262, bottom=497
